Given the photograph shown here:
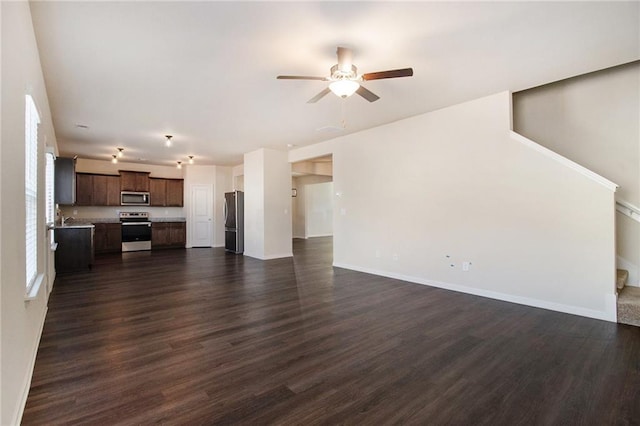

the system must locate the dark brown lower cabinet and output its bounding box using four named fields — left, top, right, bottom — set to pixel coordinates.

left=94, top=223, right=122, bottom=254
left=152, top=222, right=186, bottom=249
left=55, top=227, right=94, bottom=272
